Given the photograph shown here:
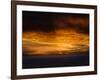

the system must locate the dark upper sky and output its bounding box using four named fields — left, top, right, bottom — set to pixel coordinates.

left=22, top=11, right=89, bottom=34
